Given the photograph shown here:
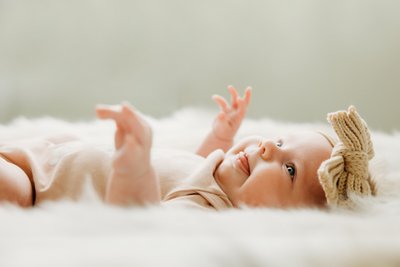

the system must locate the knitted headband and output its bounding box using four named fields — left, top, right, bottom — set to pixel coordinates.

left=317, top=131, right=337, bottom=147
left=317, top=106, right=376, bottom=209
